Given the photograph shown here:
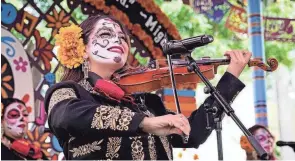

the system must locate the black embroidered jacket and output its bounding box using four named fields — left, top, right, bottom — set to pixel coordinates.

left=44, top=72, right=245, bottom=160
